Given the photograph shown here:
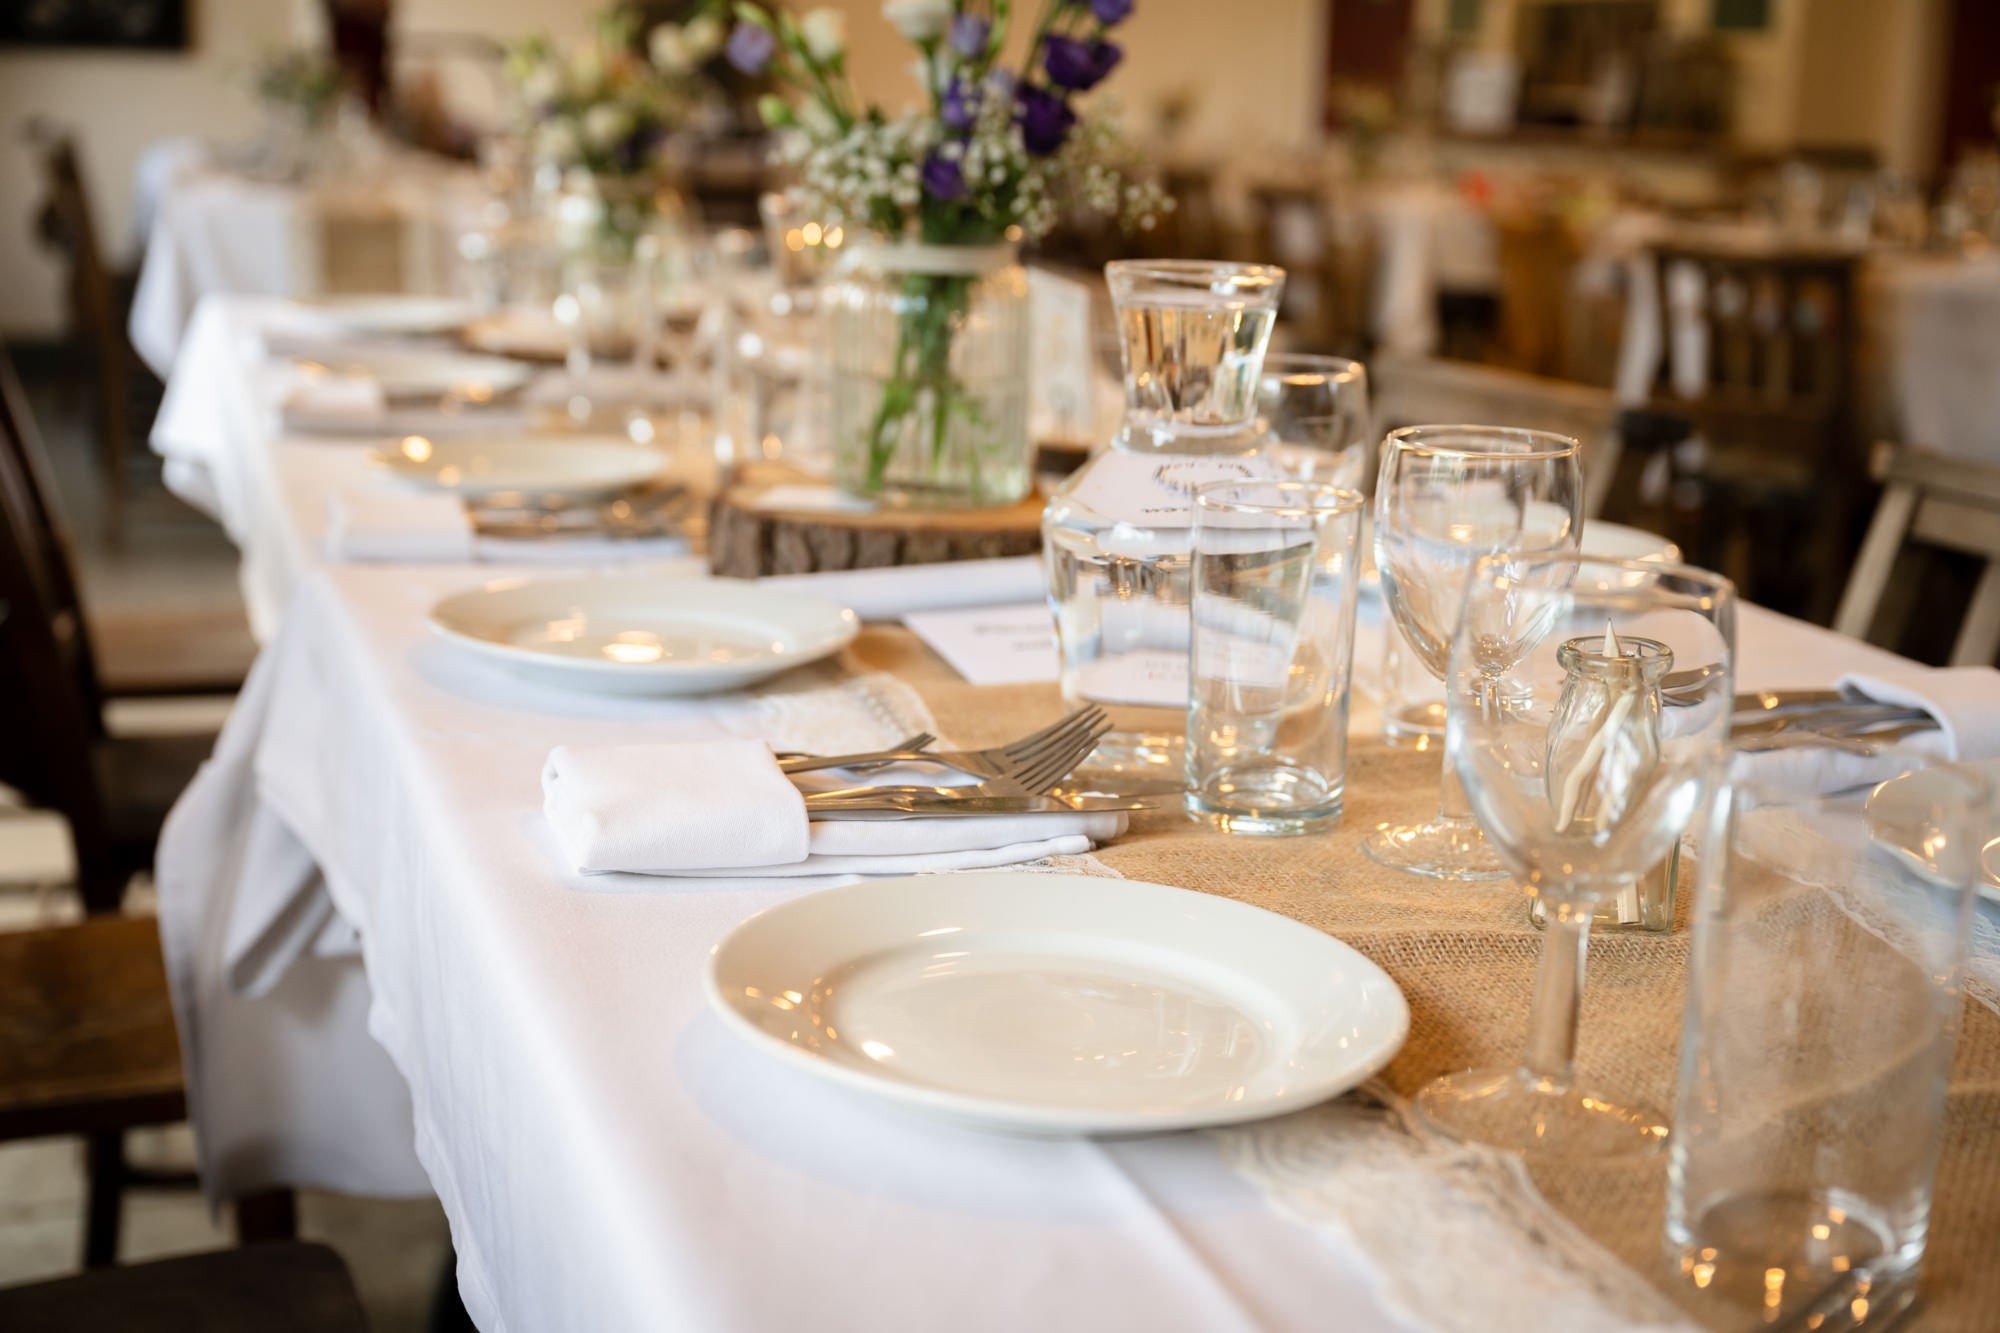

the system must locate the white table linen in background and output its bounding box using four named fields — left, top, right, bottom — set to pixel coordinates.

left=1873, top=256, right=2000, bottom=463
